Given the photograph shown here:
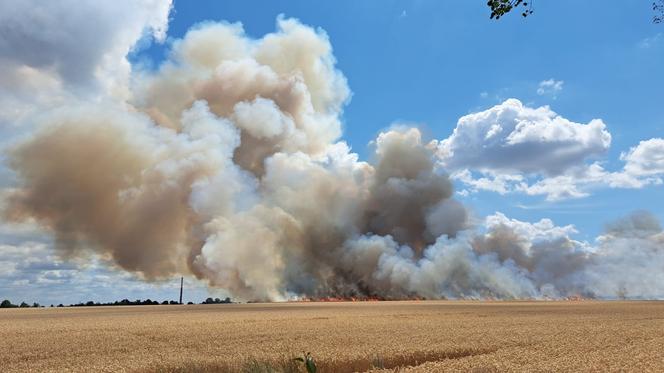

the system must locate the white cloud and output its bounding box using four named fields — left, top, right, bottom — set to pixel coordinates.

left=0, top=240, right=214, bottom=305
left=453, top=169, right=523, bottom=195
left=438, top=99, right=610, bottom=176
left=537, top=79, right=564, bottom=98
left=484, top=212, right=581, bottom=245
left=438, top=100, right=664, bottom=201
left=638, top=33, right=662, bottom=49
left=515, top=162, right=609, bottom=201
left=0, top=0, right=172, bottom=125
left=620, top=138, right=664, bottom=177
left=0, top=0, right=171, bottom=87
